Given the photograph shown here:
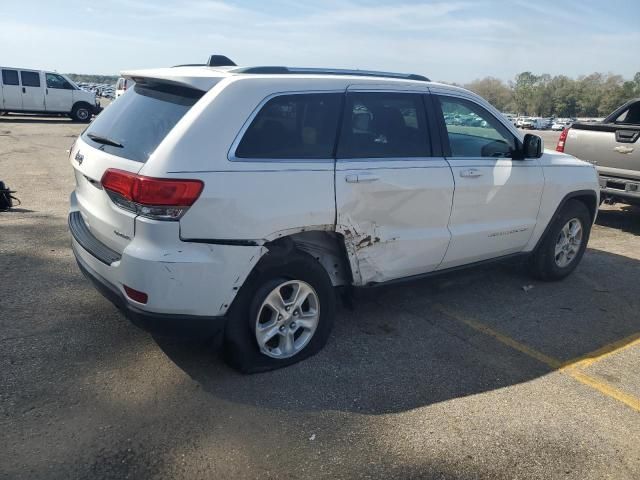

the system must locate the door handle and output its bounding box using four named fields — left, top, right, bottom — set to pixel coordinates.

left=345, top=173, right=380, bottom=183
left=459, top=168, right=483, bottom=178
left=22, top=87, right=26, bottom=94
